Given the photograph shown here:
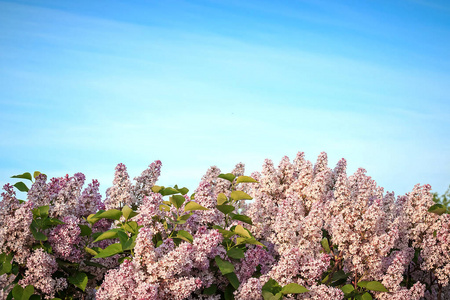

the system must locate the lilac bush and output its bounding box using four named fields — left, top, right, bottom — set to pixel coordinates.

left=0, top=152, right=449, bottom=300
